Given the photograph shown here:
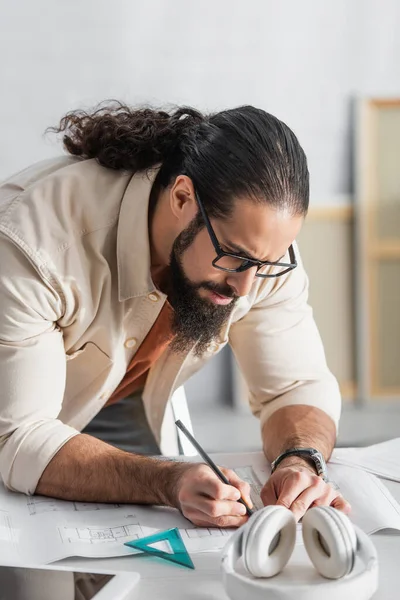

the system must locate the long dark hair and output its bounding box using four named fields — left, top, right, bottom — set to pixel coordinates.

left=50, top=101, right=309, bottom=218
